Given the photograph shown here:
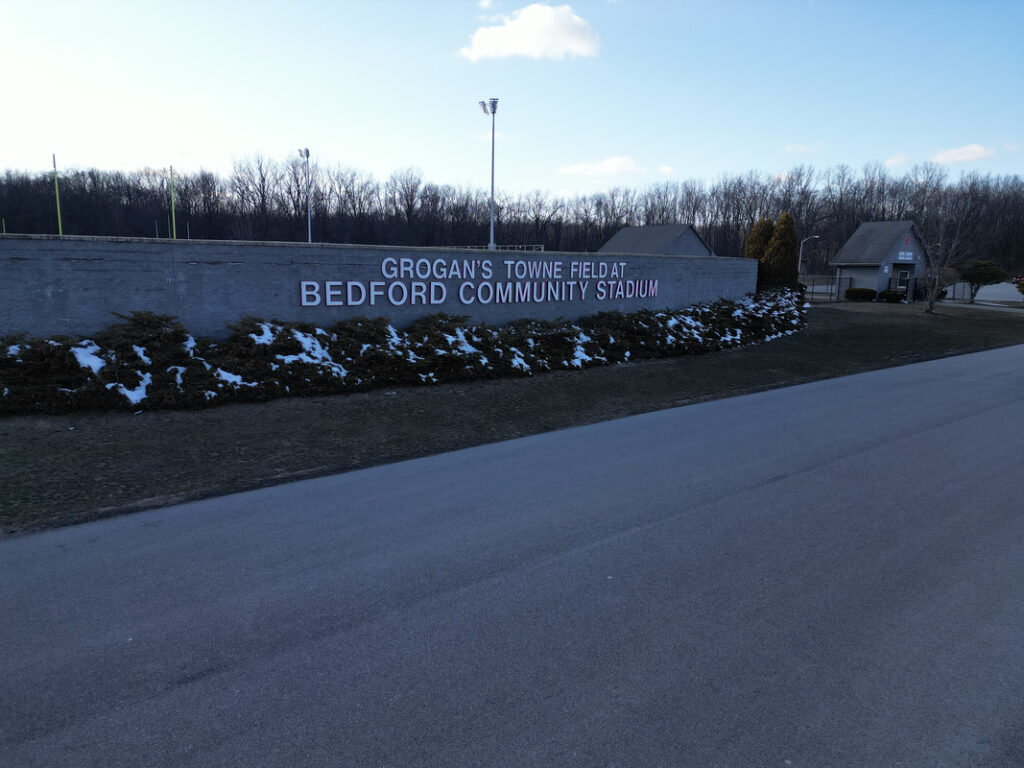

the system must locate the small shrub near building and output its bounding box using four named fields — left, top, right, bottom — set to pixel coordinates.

left=878, top=290, right=905, bottom=303
left=845, top=288, right=878, bottom=302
